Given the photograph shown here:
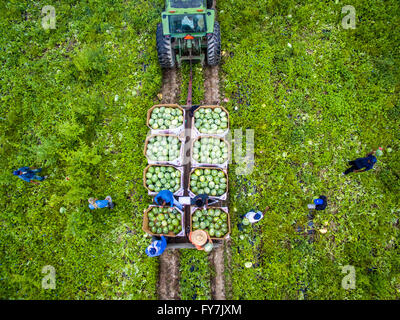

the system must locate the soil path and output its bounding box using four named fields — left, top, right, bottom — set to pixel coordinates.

left=158, top=249, right=181, bottom=300
left=209, top=244, right=226, bottom=300
left=203, top=65, right=220, bottom=105
left=157, top=68, right=182, bottom=300
left=161, top=68, right=181, bottom=104
left=224, top=238, right=233, bottom=299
